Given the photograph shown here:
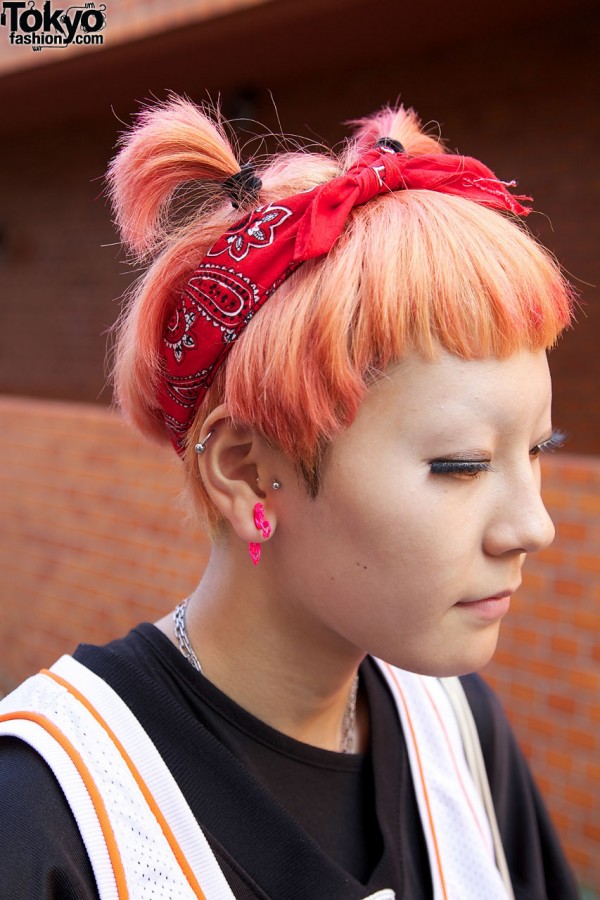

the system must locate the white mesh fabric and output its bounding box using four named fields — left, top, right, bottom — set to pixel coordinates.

left=0, top=714, right=120, bottom=900
left=0, top=670, right=199, bottom=899
left=51, top=656, right=236, bottom=900
left=377, top=663, right=510, bottom=900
